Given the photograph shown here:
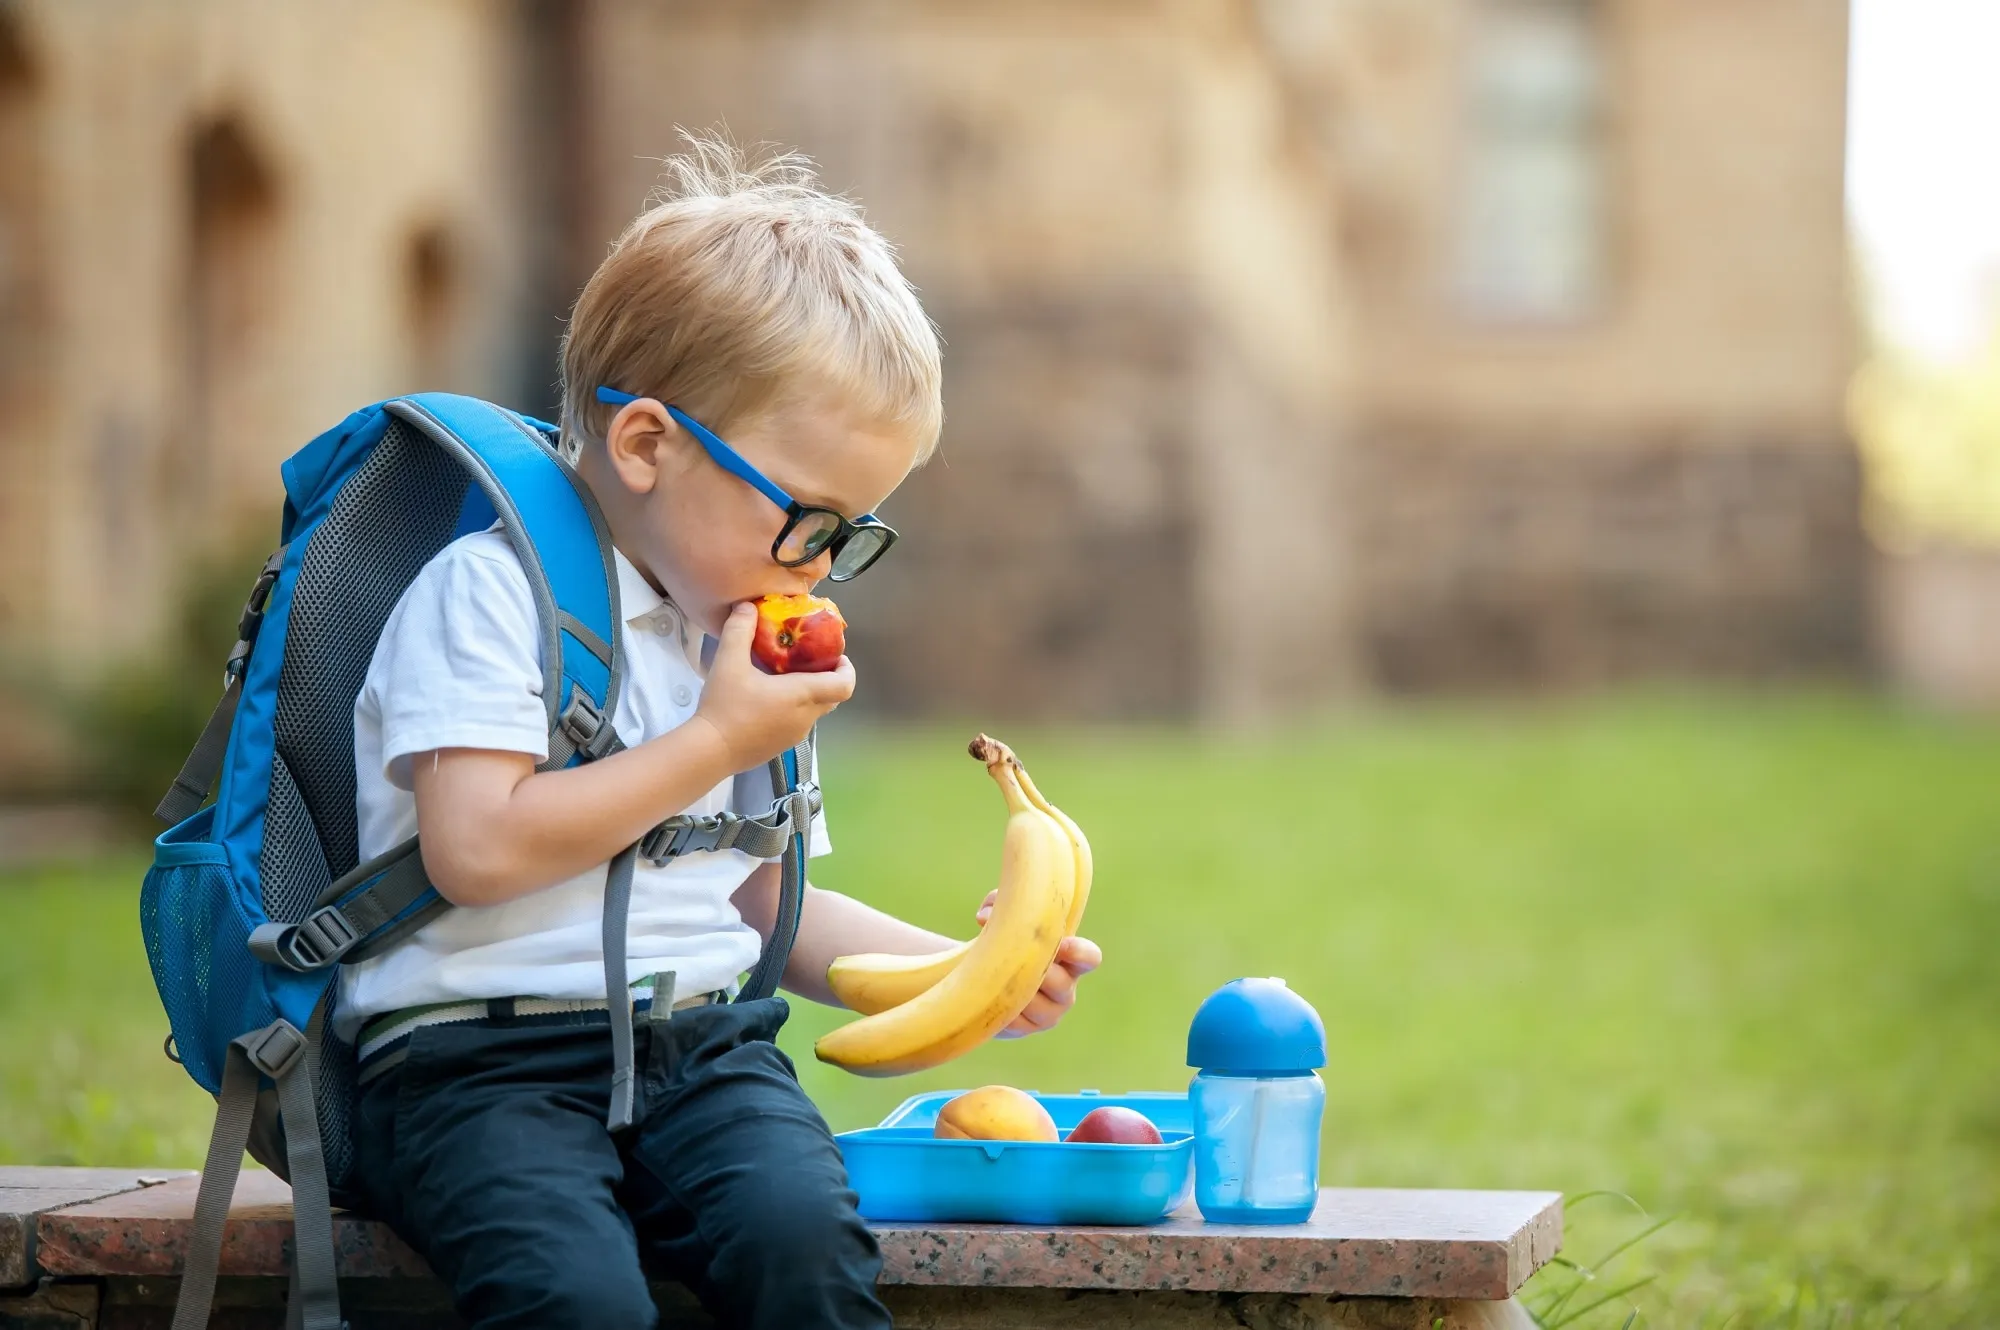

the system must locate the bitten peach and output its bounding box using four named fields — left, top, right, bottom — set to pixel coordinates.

left=932, top=1086, right=1059, bottom=1143
left=750, top=593, right=846, bottom=674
